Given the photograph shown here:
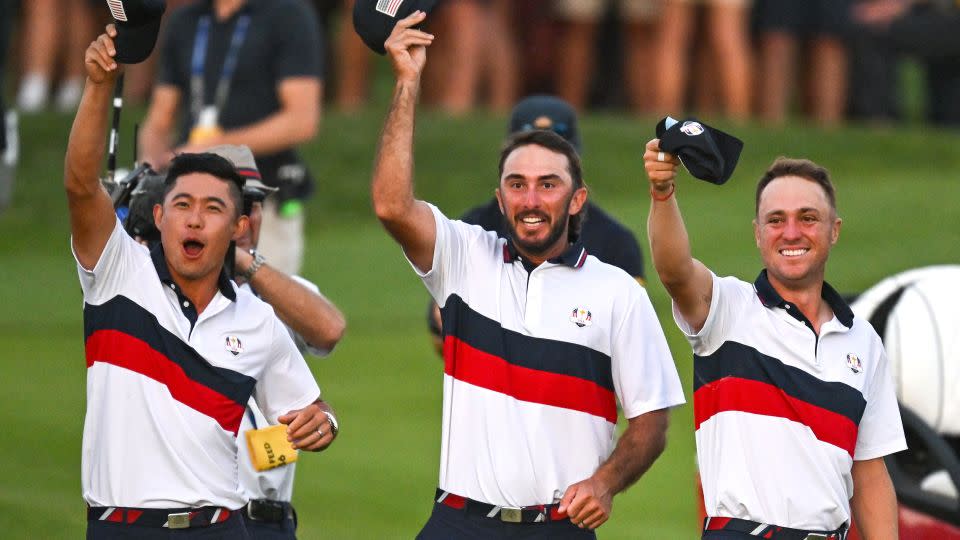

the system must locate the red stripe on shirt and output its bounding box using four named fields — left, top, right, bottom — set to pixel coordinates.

left=86, top=329, right=246, bottom=434
left=694, top=376, right=858, bottom=457
left=443, top=335, right=617, bottom=423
